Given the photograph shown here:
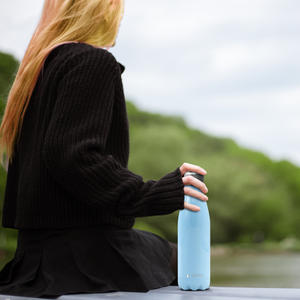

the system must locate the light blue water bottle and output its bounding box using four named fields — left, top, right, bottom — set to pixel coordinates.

left=178, top=171, right=210, bottom=290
